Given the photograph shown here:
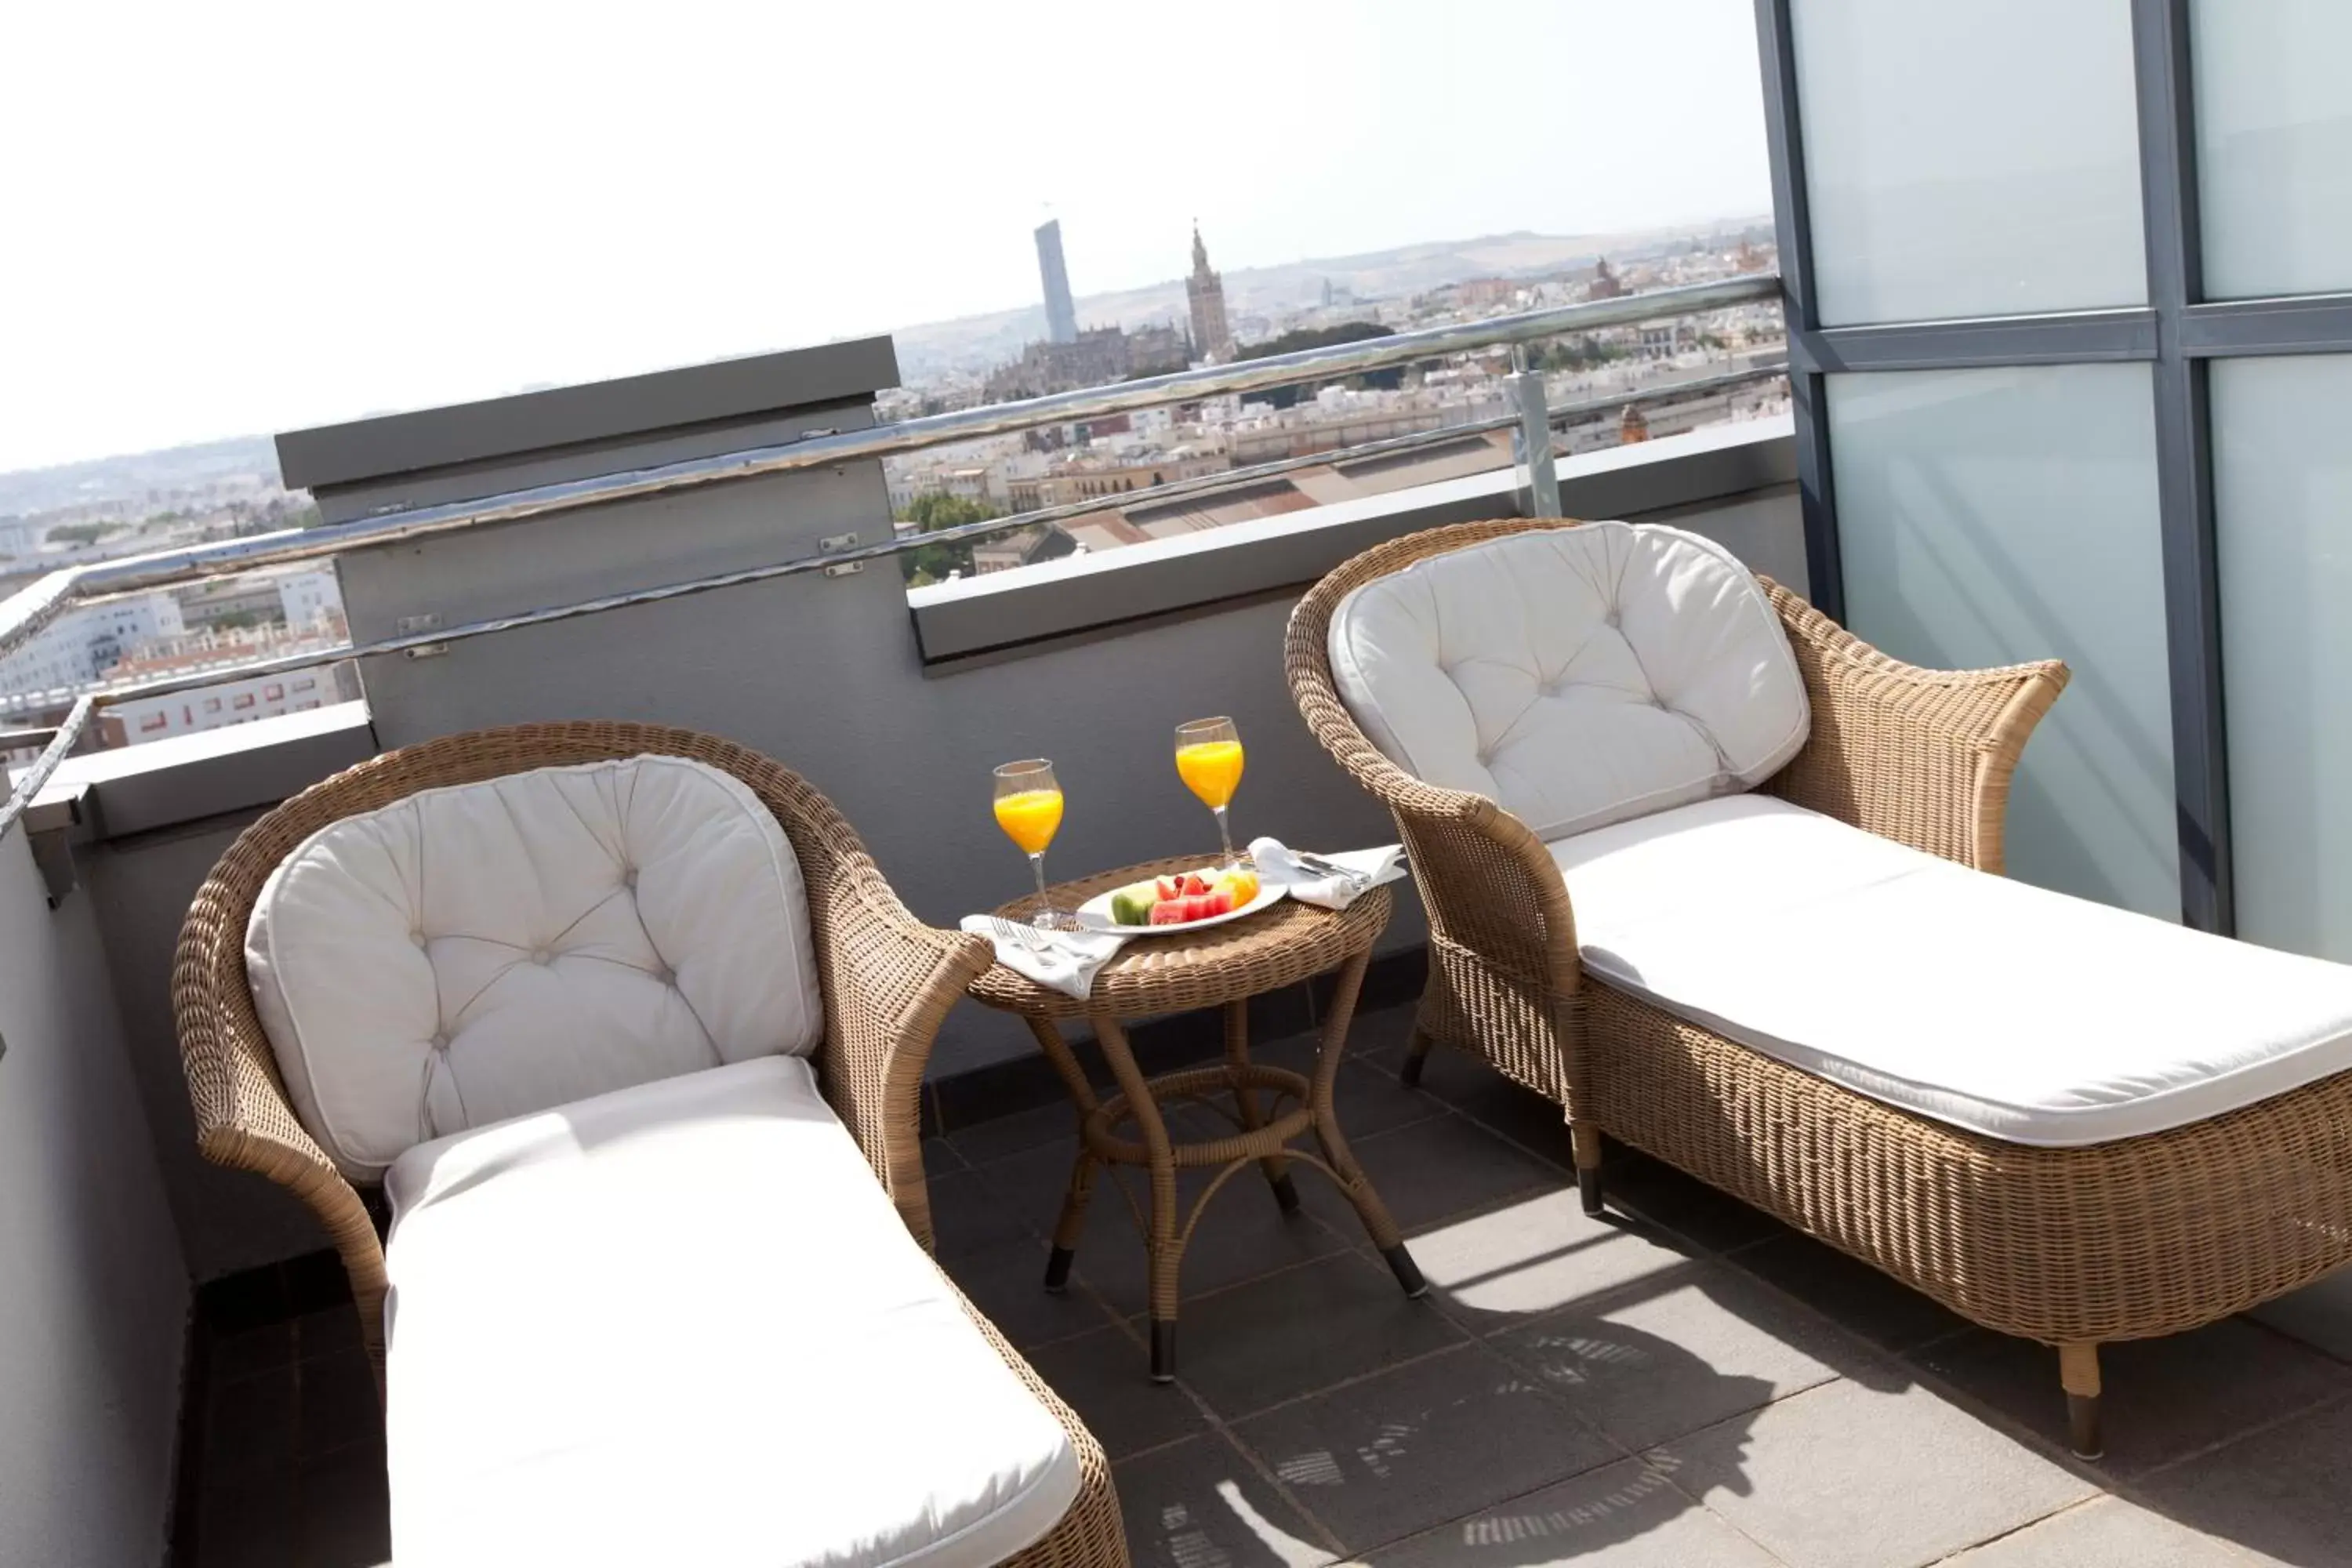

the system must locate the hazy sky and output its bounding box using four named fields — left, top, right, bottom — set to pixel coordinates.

left=0, top=1, right=1770, bottom=474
